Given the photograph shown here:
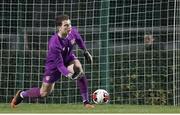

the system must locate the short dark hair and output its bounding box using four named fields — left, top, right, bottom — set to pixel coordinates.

left=55, top=15, right=69, bottom=26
